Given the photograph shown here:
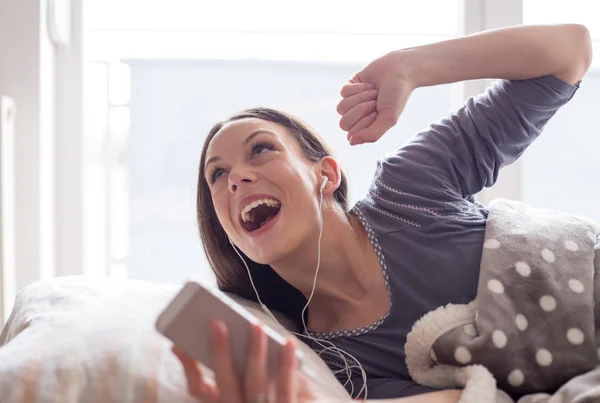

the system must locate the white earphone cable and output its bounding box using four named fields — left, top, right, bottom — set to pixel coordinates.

left=229, top=178, right=368, bottom=399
